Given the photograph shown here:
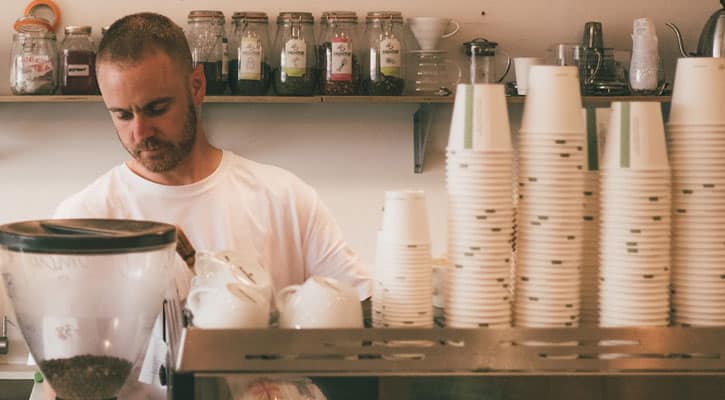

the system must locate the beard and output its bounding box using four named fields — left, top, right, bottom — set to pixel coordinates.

left=123, top=100, right=198, bottom=173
